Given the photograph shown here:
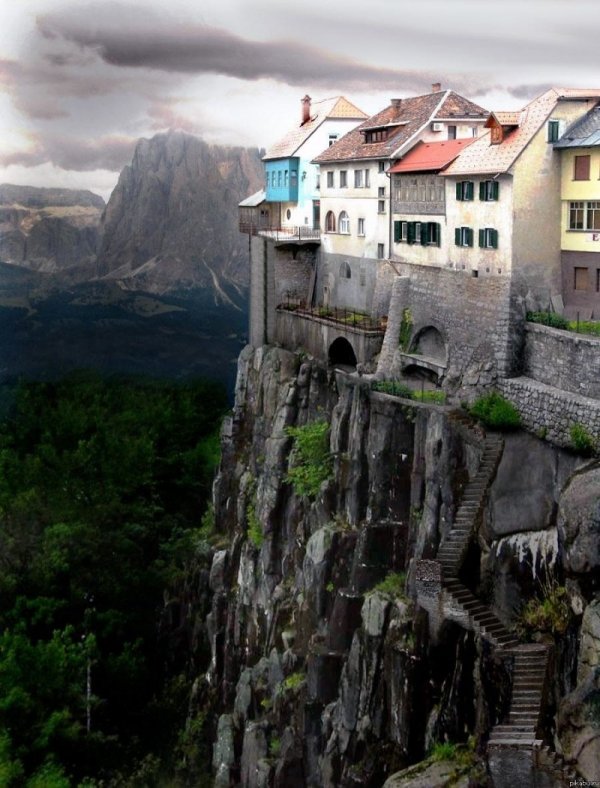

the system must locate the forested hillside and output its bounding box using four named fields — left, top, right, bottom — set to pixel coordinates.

left=0, top=374, right=226, bottom=785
